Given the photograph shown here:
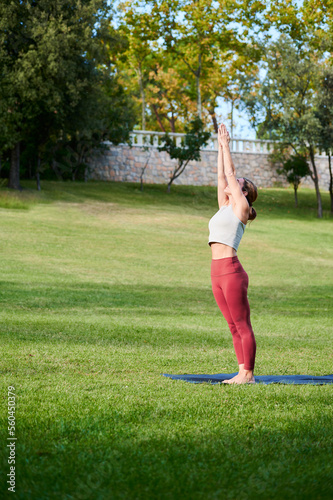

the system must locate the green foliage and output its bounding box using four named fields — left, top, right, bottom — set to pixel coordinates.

left=117, top=0, right=266, bottom=132
left=158, top=117, right=210, bottom=191
left=242, top=34, right=325, bottom=216
left=247, top=36, right=321, bottom=144
left=0, top=0, right=104, bottom=147
left=315, top=67, right=333, bottom=154
left=0, top=0, right=135, bottom=186
left=159, top=118, right=210, bottom=163
left=277, top=154, right=310, bottom=207
left=279, top=155, right=310, bottom=185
